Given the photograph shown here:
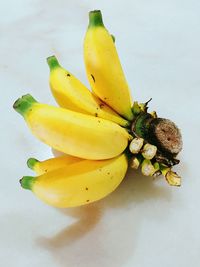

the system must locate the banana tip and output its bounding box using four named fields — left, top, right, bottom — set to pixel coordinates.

left=27, top=158, right=39, bottom=170
left=88, top=10, right=103, bottom=27
left=46, top=55, right=60, bottom=69
left=89, top=9, right=101, bottom=14
left=13, top=94, right=37, bottom=116
left=20, top=176, right=35, bottom=190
